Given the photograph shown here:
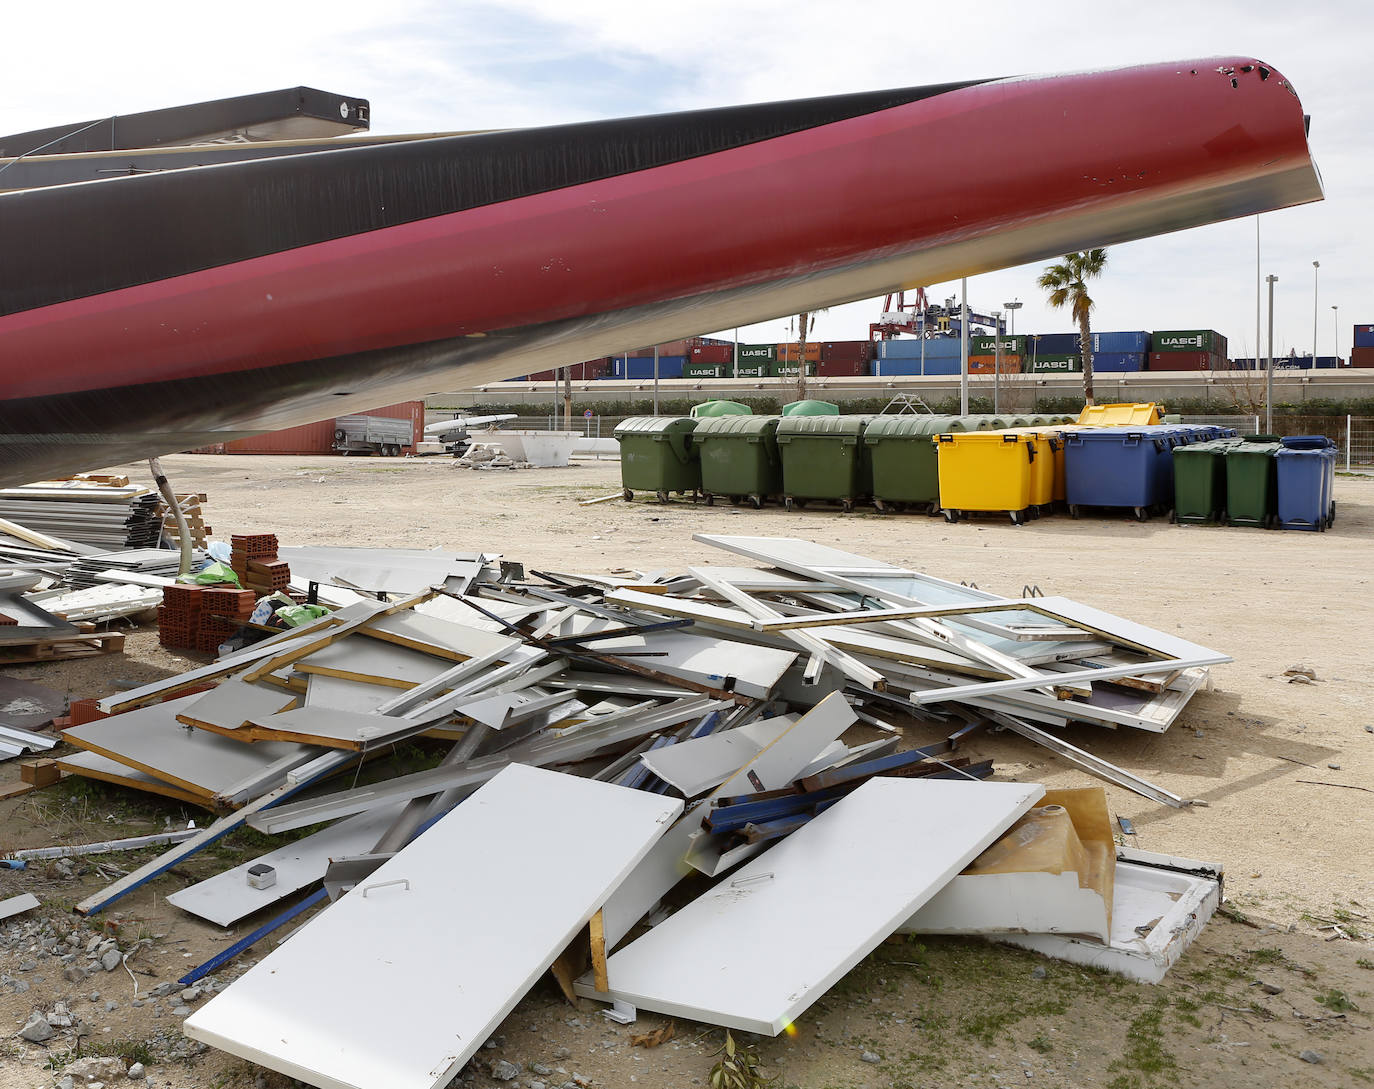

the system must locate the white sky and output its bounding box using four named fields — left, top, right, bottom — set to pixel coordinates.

left=4, top=0, right=1366, bottom=358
